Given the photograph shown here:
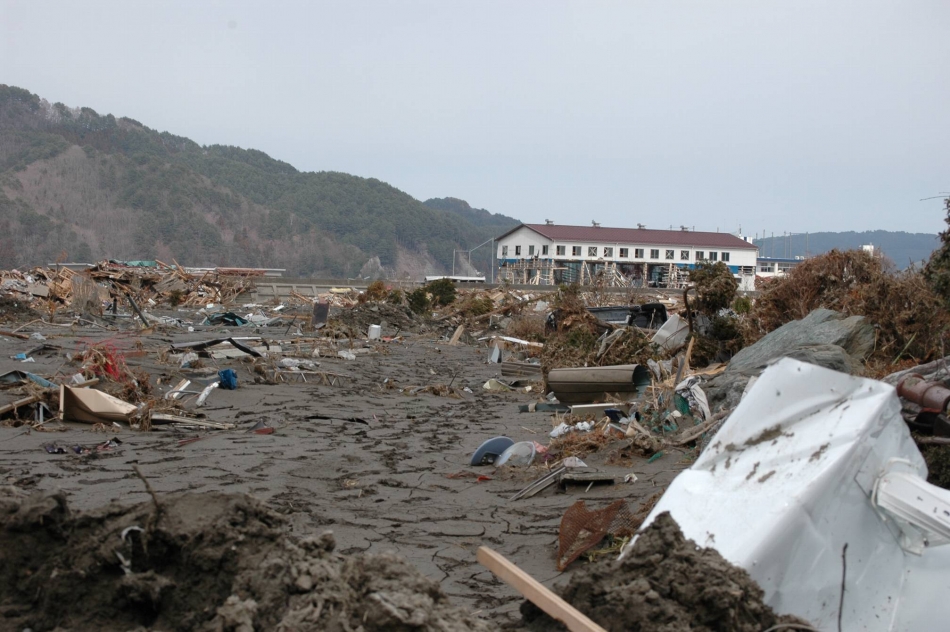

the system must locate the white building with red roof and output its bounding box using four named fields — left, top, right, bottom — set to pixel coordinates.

left=494, top=222, right=758, bottom=287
